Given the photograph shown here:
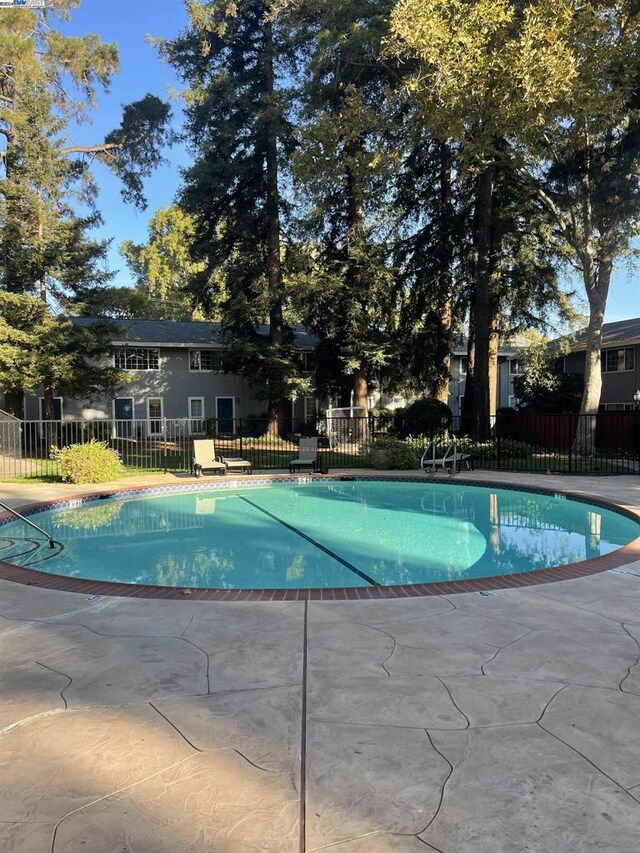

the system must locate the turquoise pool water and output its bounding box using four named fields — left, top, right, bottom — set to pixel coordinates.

left=1, top=480, right=638, bottom=589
